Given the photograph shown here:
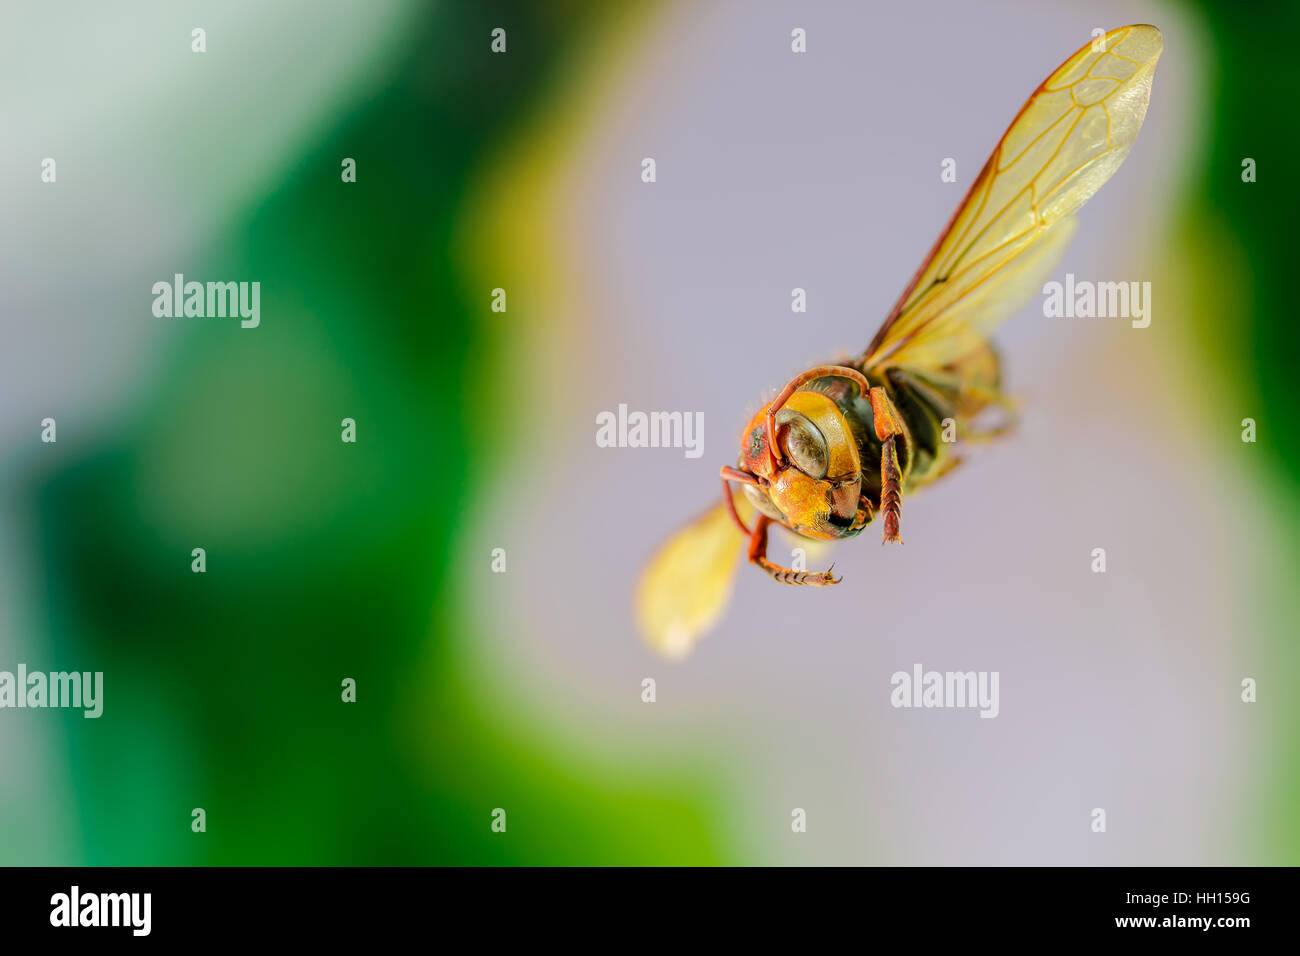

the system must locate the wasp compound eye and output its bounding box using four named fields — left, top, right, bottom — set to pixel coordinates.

left=742, top=481, right=785, bottom=520
left=775, top=412, right=828, bottom=480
